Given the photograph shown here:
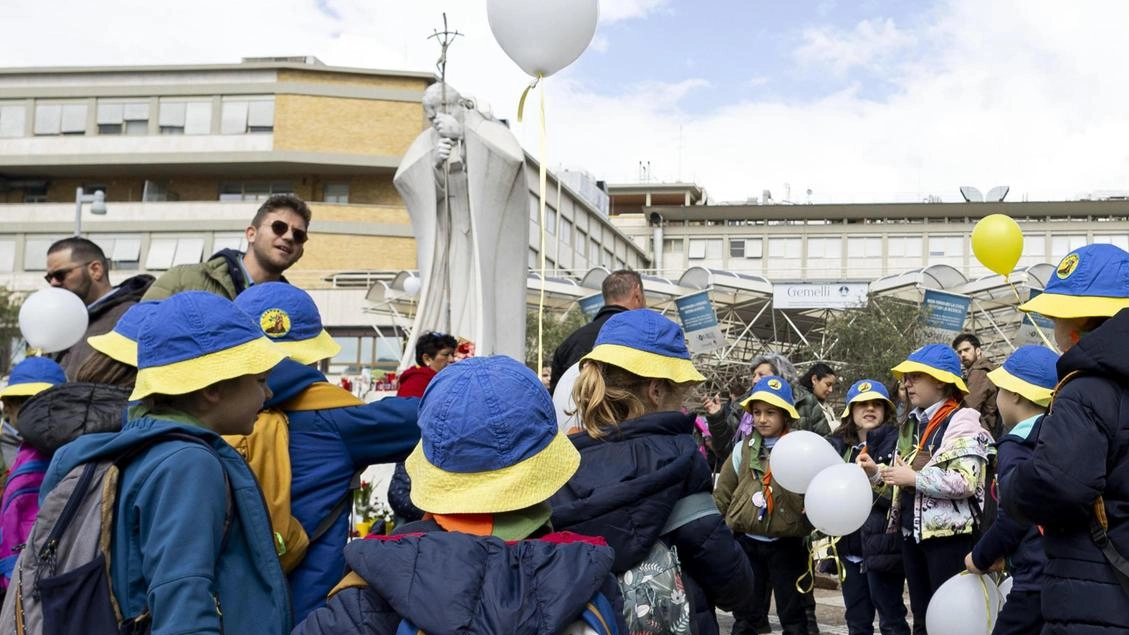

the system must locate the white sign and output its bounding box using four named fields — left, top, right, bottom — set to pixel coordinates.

left=772, top=283, right=869, bottom=310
